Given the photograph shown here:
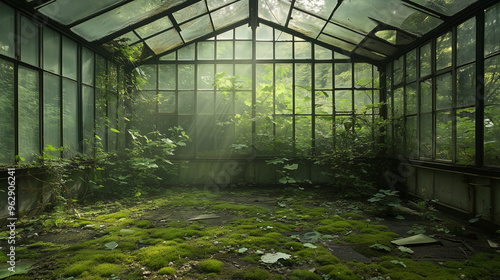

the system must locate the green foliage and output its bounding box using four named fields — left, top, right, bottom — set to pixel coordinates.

left=93, top=126, right=189, bottom=198
left=198, top=259, right=223, bottom=273
left=158, top=267, right=176, bottom=275
left=367, top=189, right=402, bottom=216
left=290, top=269, right=321, bottom=280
